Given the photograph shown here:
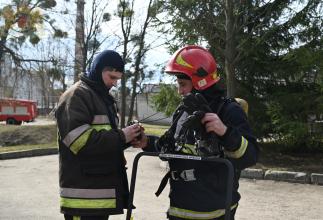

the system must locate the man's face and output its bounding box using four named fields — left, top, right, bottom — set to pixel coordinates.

left=102, top=69, right=123, bottom=89
left=177, top=78, right=193, bottom=96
